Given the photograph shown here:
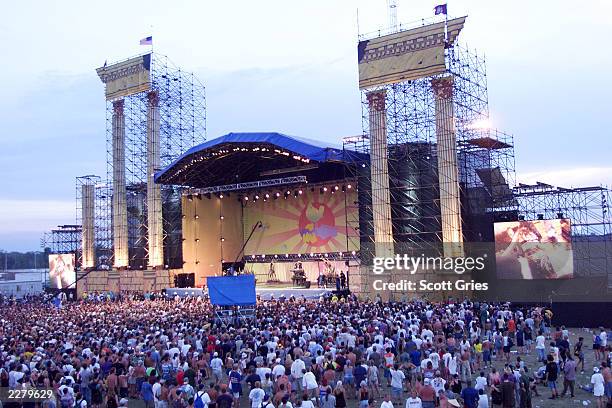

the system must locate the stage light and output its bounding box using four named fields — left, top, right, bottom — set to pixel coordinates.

left=361, top=163, right=366, bottom=168
left=244, top=196, right=249, bottom=201
left=284, top=191, right=290, bottom=199
left=219, top=194, right=224, bottom=199
left=254, top=195, right=260, bottom=201
left=261, top=255, right=265, bottom=258
left=324, top=253, right=328, bottom=257
left=310, top=252, right=314, bottom=256
left=338, top=252, right=343, bottom=256
left=334, top=185, right=339, bottom=191
left=182, top=214, right=186, bottom=219
left=275, top=192, right=280, bottom=199
left=298, top=189, right=303, bottom=195
left=195, top=238, right=200, bottom=242
left=347, top=184, right=352, bottom=189
left=194, top=215, right=199, bottom=219
left=252, top=255, right=256, bottom=259
left=220, top=237, right=225, bottom=242
left=285, top=253, right=289, bottom=257
left=274, top=254, right=278, bottom=258
left=265, top=193, right=270, bottom=199
left=323, top=186, right=328, bottom=192
left=351, top=251, right=356, bottom=255
left=220, top=215, right=224, bottom=220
